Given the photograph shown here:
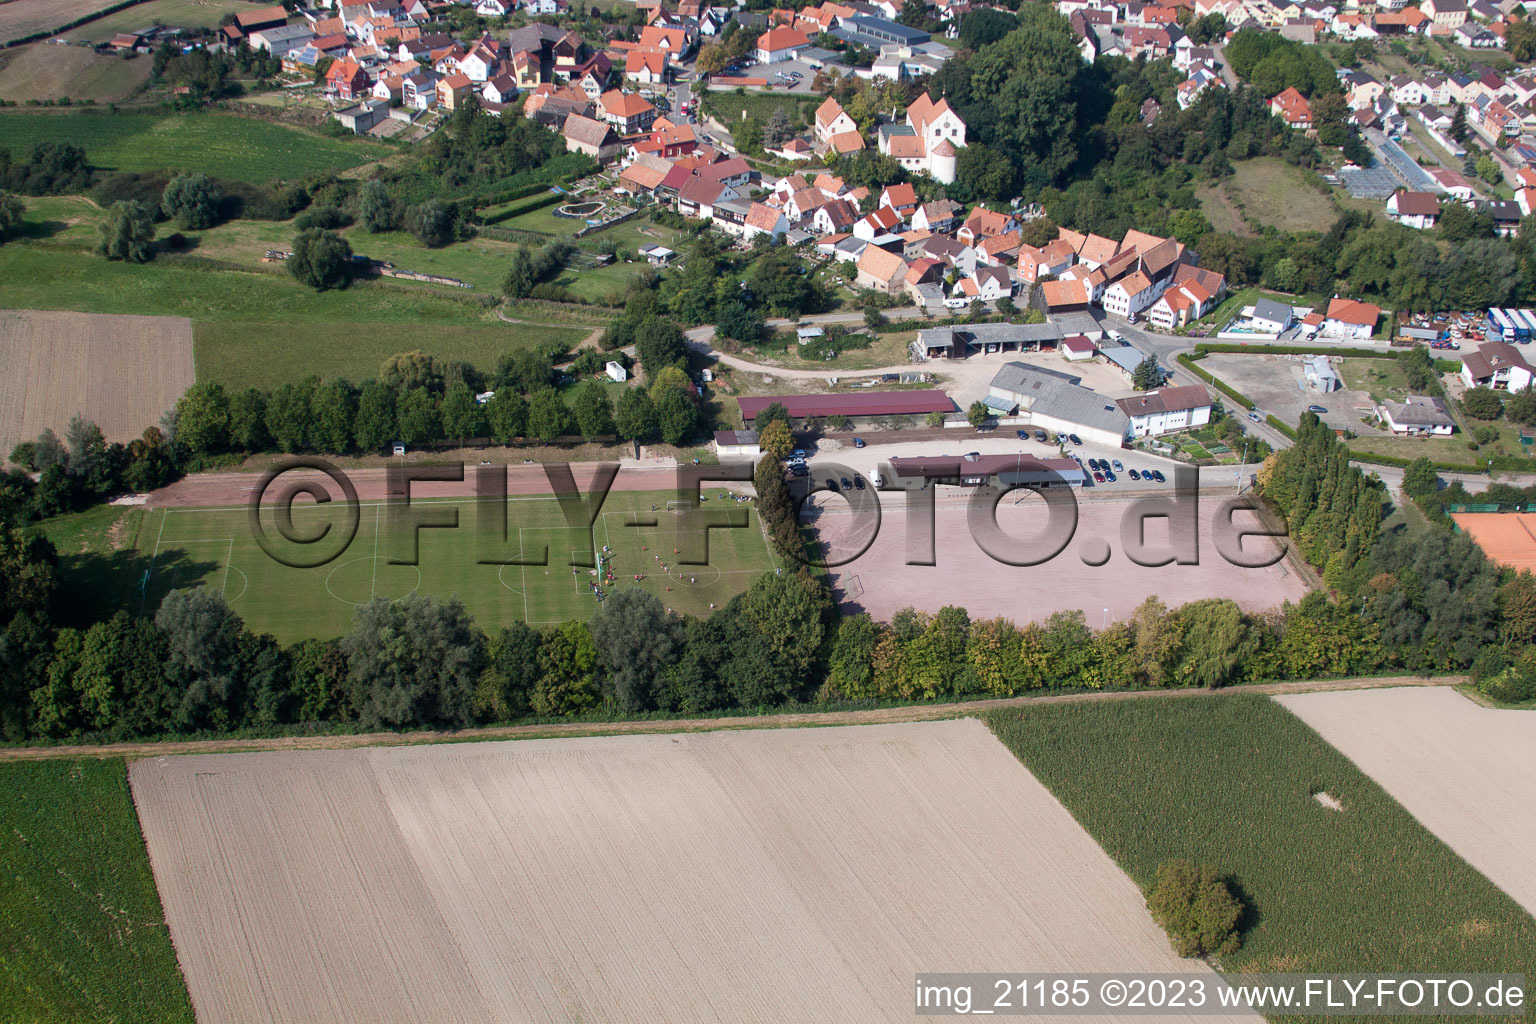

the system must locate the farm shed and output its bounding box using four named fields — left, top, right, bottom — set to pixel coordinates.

left=886, top=453, right=1085, bottom=488
left=1305, top=355, right=1340, bottom=392
left=712, top=429, right=761, bottom=460
left=738, top=391, right=954, bottom=426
